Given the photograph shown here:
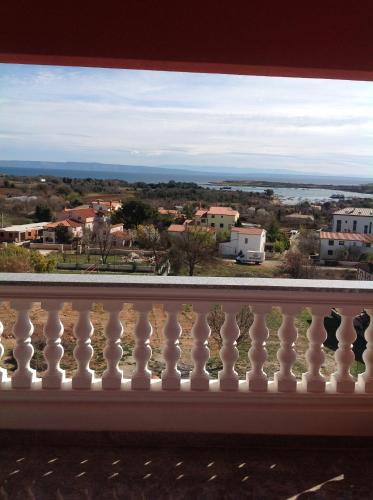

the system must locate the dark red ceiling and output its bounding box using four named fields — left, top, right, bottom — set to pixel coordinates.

left=1, top=1, right=373, bottom=80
